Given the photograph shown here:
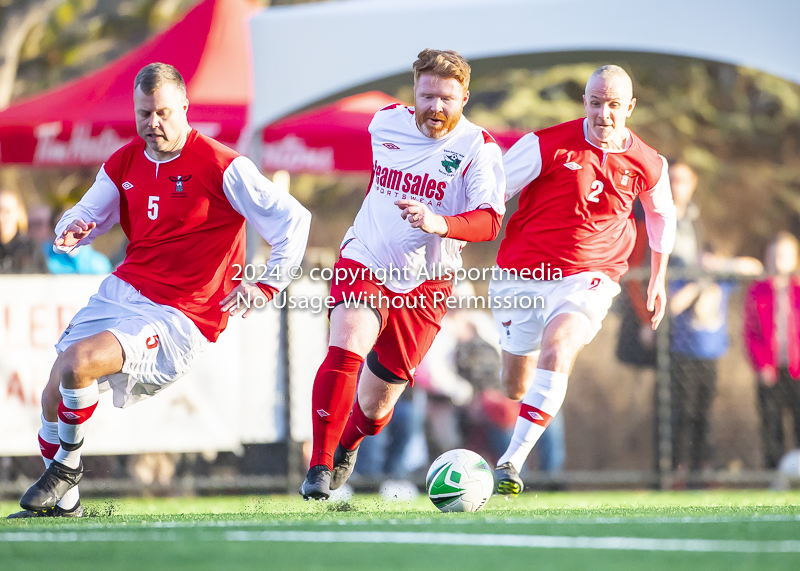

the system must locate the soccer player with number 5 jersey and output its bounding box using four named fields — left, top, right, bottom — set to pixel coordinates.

left=491, top=65, right=677, bottom=495
left=9, top=63, right=311, bottom=518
